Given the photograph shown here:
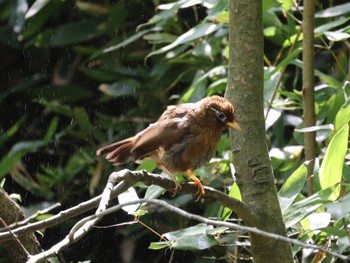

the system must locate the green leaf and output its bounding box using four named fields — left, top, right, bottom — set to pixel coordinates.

left=25, top=0, right=50, bottom=19
left=39, top=99, right=74, bottom=117
left=43, top=116, right=59, bottom=143
left=9, top=0, right=28, bottom=33
left=333, top=97, right=350, bottom=133
left=325, top=192, right=350, bottom=219
left=315, top=3, right=350, bottom=18
left=98, top=80, right=141, bottom=97
left=148, top=241, right=171, bottom=250
left=172, top=233, right=219, bottom=250
left=0, top=151, right=28, bottom=180
left=73, top=107, right=92, bottom=133
left=221, top=182, right=241, bottom=221
left=9, top=140, right=46, bottom=155
left=95, top=28, right=155, bottom=57
left=278, top=162, right=307, bottom=213
left=315, top=17, right=350, bottom=34
left=283, top=187, right=333, bottom=228
left=164, top=223, right=212, bottom=241
left=319, top=124, right=349, bottom=200
left=264, top=48, right=302, bottom=80
left=30, top=18, right=104, bottom=47
left=324, top=31, right=350, bottom=42
left=147, top=23, right=221, bottom=58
